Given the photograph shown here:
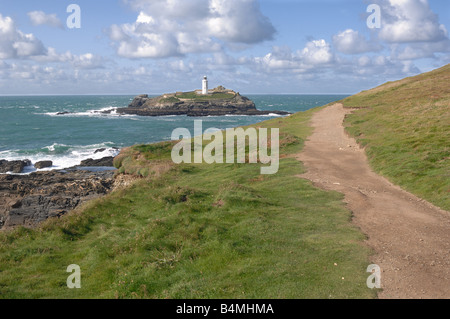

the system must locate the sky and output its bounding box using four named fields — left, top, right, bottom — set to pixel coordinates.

left=0, top=0, right=449, bottom=95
